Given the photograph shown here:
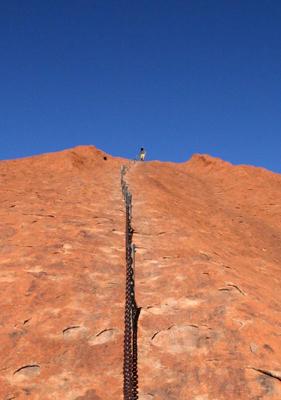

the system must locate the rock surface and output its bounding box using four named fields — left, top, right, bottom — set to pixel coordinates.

left=0, top=146, right=281, bottom=399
